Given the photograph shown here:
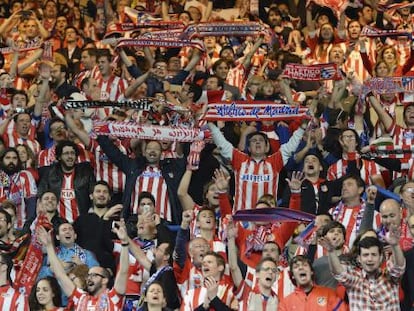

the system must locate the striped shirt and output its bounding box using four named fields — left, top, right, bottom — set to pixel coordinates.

left=0, top=286, right=28, bottom=311
left=38, top=144, right=93, bottom=168
left=130, top=166, right=171, bottom=222
left=232, top=149, right=283, bottom=212
left=181, top=280, right=234, bottom=311
left=330, top=204, right=381, bottom=248
left=327, top=158, right=382, bottom=186
left=69, top=287, right=124, bottom=311
left=0, top=170, right=37, bottom=228
left=59, top=172, right=79, bottom=223
left=88, top=139, right=126, bottom=193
